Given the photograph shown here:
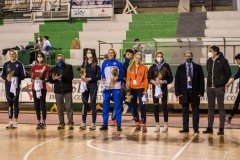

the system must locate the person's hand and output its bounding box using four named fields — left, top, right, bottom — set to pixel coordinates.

left=52, top=73, right=56, bottom=80
left=144, top=91, right=148, bottom=96
left=7, top=76, right=11, bottom=82
left=31, top=79, right=34, bottom=83
left=112, top=77, right=118, bottom=82
left=102, top=78, right=106, bottom=83
left=81, top=77, right=91, bottom=82
left=225, top=84, right=230, bottom=92
left=151, top=80, right=158, bottom=86
left=176, top=95, right=182, bottom=102
left=159, top=80, right=164, bottom=85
